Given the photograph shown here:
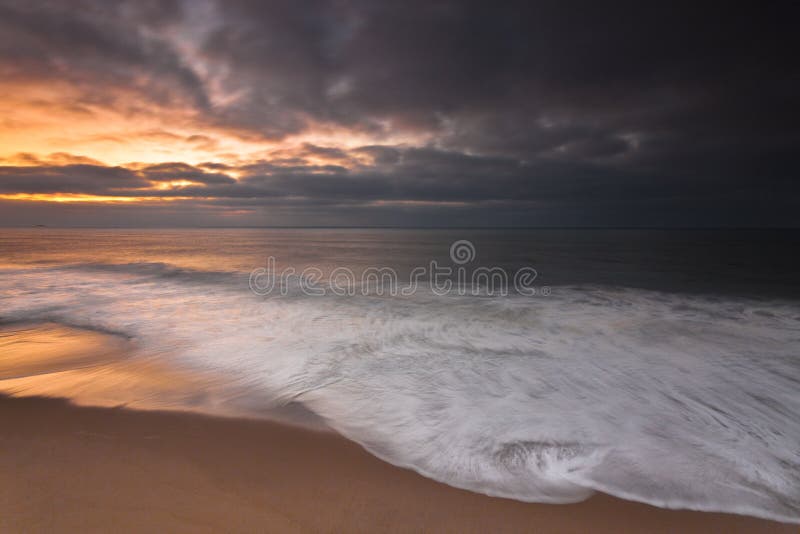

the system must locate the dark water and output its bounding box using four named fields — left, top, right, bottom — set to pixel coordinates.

left=1, top=228, right=798, bottom=296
